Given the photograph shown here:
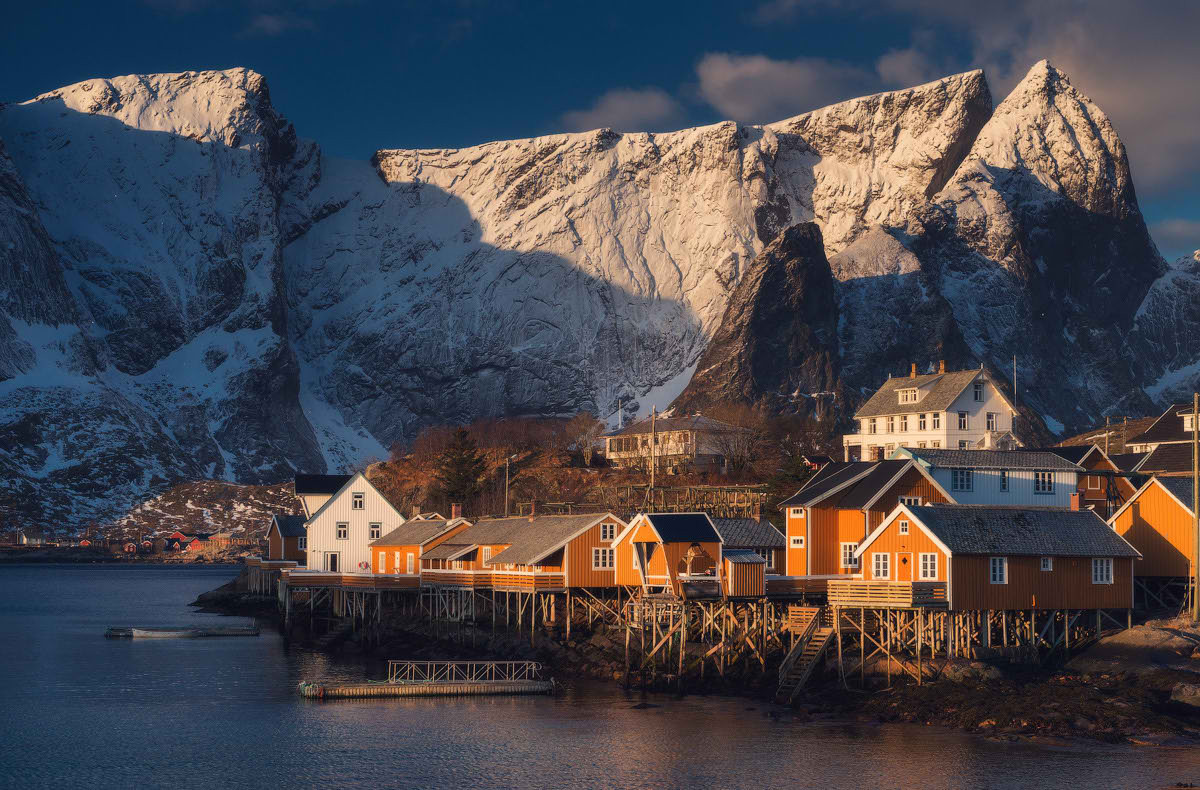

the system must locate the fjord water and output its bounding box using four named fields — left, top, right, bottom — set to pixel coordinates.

left=1, top=565, right=1197, bottom=790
